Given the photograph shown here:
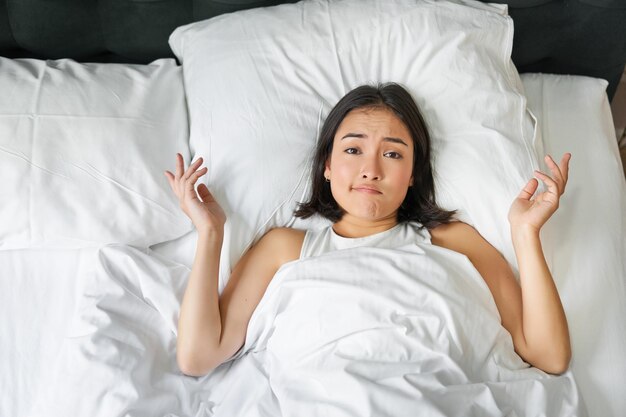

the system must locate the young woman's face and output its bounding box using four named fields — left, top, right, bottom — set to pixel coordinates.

left=325, top=107, right=414, bottom=224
